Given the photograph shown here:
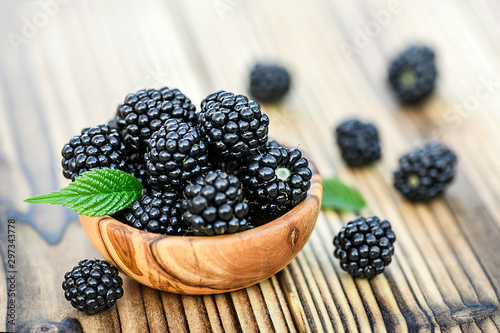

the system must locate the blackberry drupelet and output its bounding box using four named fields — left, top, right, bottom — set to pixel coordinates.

left=242, top=146, right=312, bottom=219
left=182, top=170, right=249, bottom=236
left=123, top=189, right=188, bottom=235
left=197, top=91, right=269, bottom=161
left=61, top=124, right=126, bottom=181
left=211, top=137, right=283, bottom=176
left=336, top=119, right=381, bottom=167
left=62, top=259, right=123, bottom=315
left=125, top=162, right=147, bottom=187
left=146, top=119, right=210, bottom=190
left=333, top=216, right=396, bottom=278
left=267, top=139, right=281, bottom=148
left=249, top=63, right=291, bottom=103
left=107, top=117, right=118, bottom=130
left=388, top=45, right=437, bottom=104
left=394, top=142, right=457, bottom=202
left=114, top=87, right=196, bottom=156
left=211, top=158, right=243, bottom=177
